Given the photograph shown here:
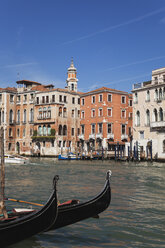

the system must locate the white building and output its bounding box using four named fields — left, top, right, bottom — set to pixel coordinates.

left=132, top=67, right=165, bottom=160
